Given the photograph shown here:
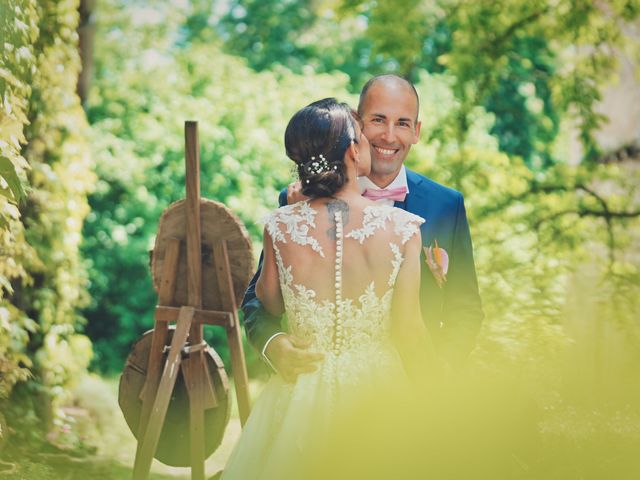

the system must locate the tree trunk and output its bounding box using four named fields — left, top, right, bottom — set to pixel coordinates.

left=77, top=0, right=96, bottom=106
